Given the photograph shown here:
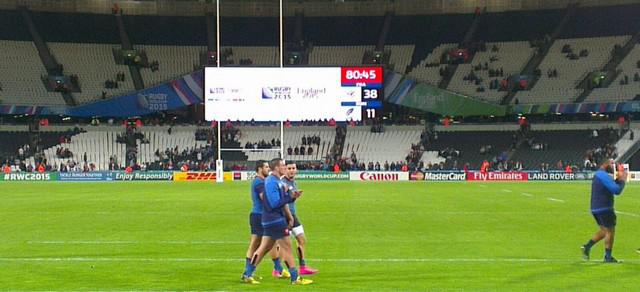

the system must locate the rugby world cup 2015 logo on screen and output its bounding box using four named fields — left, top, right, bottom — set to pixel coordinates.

left=262, top=87, right=291, bottom=100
